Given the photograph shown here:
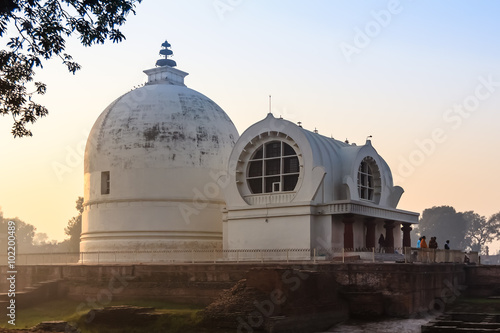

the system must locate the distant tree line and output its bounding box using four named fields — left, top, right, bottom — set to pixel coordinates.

left=412, top=205, right=500, bottom=254
left=0, top=196, right=82, bottom=253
